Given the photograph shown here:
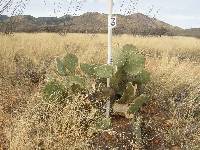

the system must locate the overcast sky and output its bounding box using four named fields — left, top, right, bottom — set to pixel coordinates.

left=4, top=0, right=200, bottom=29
